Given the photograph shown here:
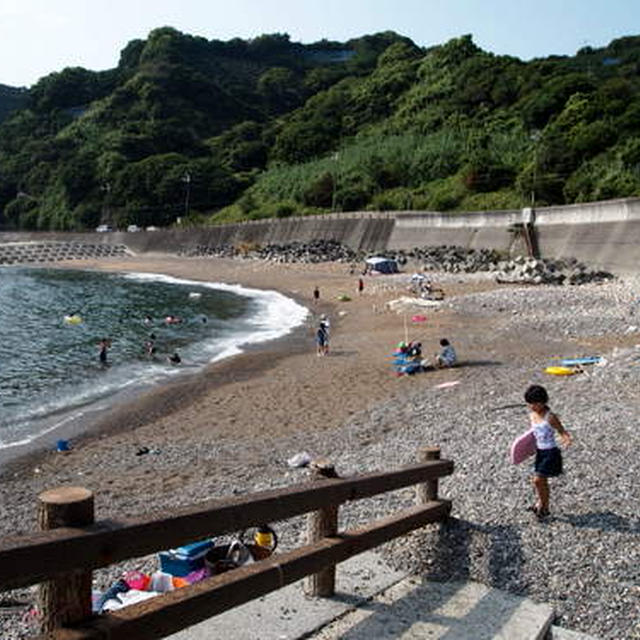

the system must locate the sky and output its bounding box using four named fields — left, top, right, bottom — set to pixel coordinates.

left=1, top=0, right=639, bottom=87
